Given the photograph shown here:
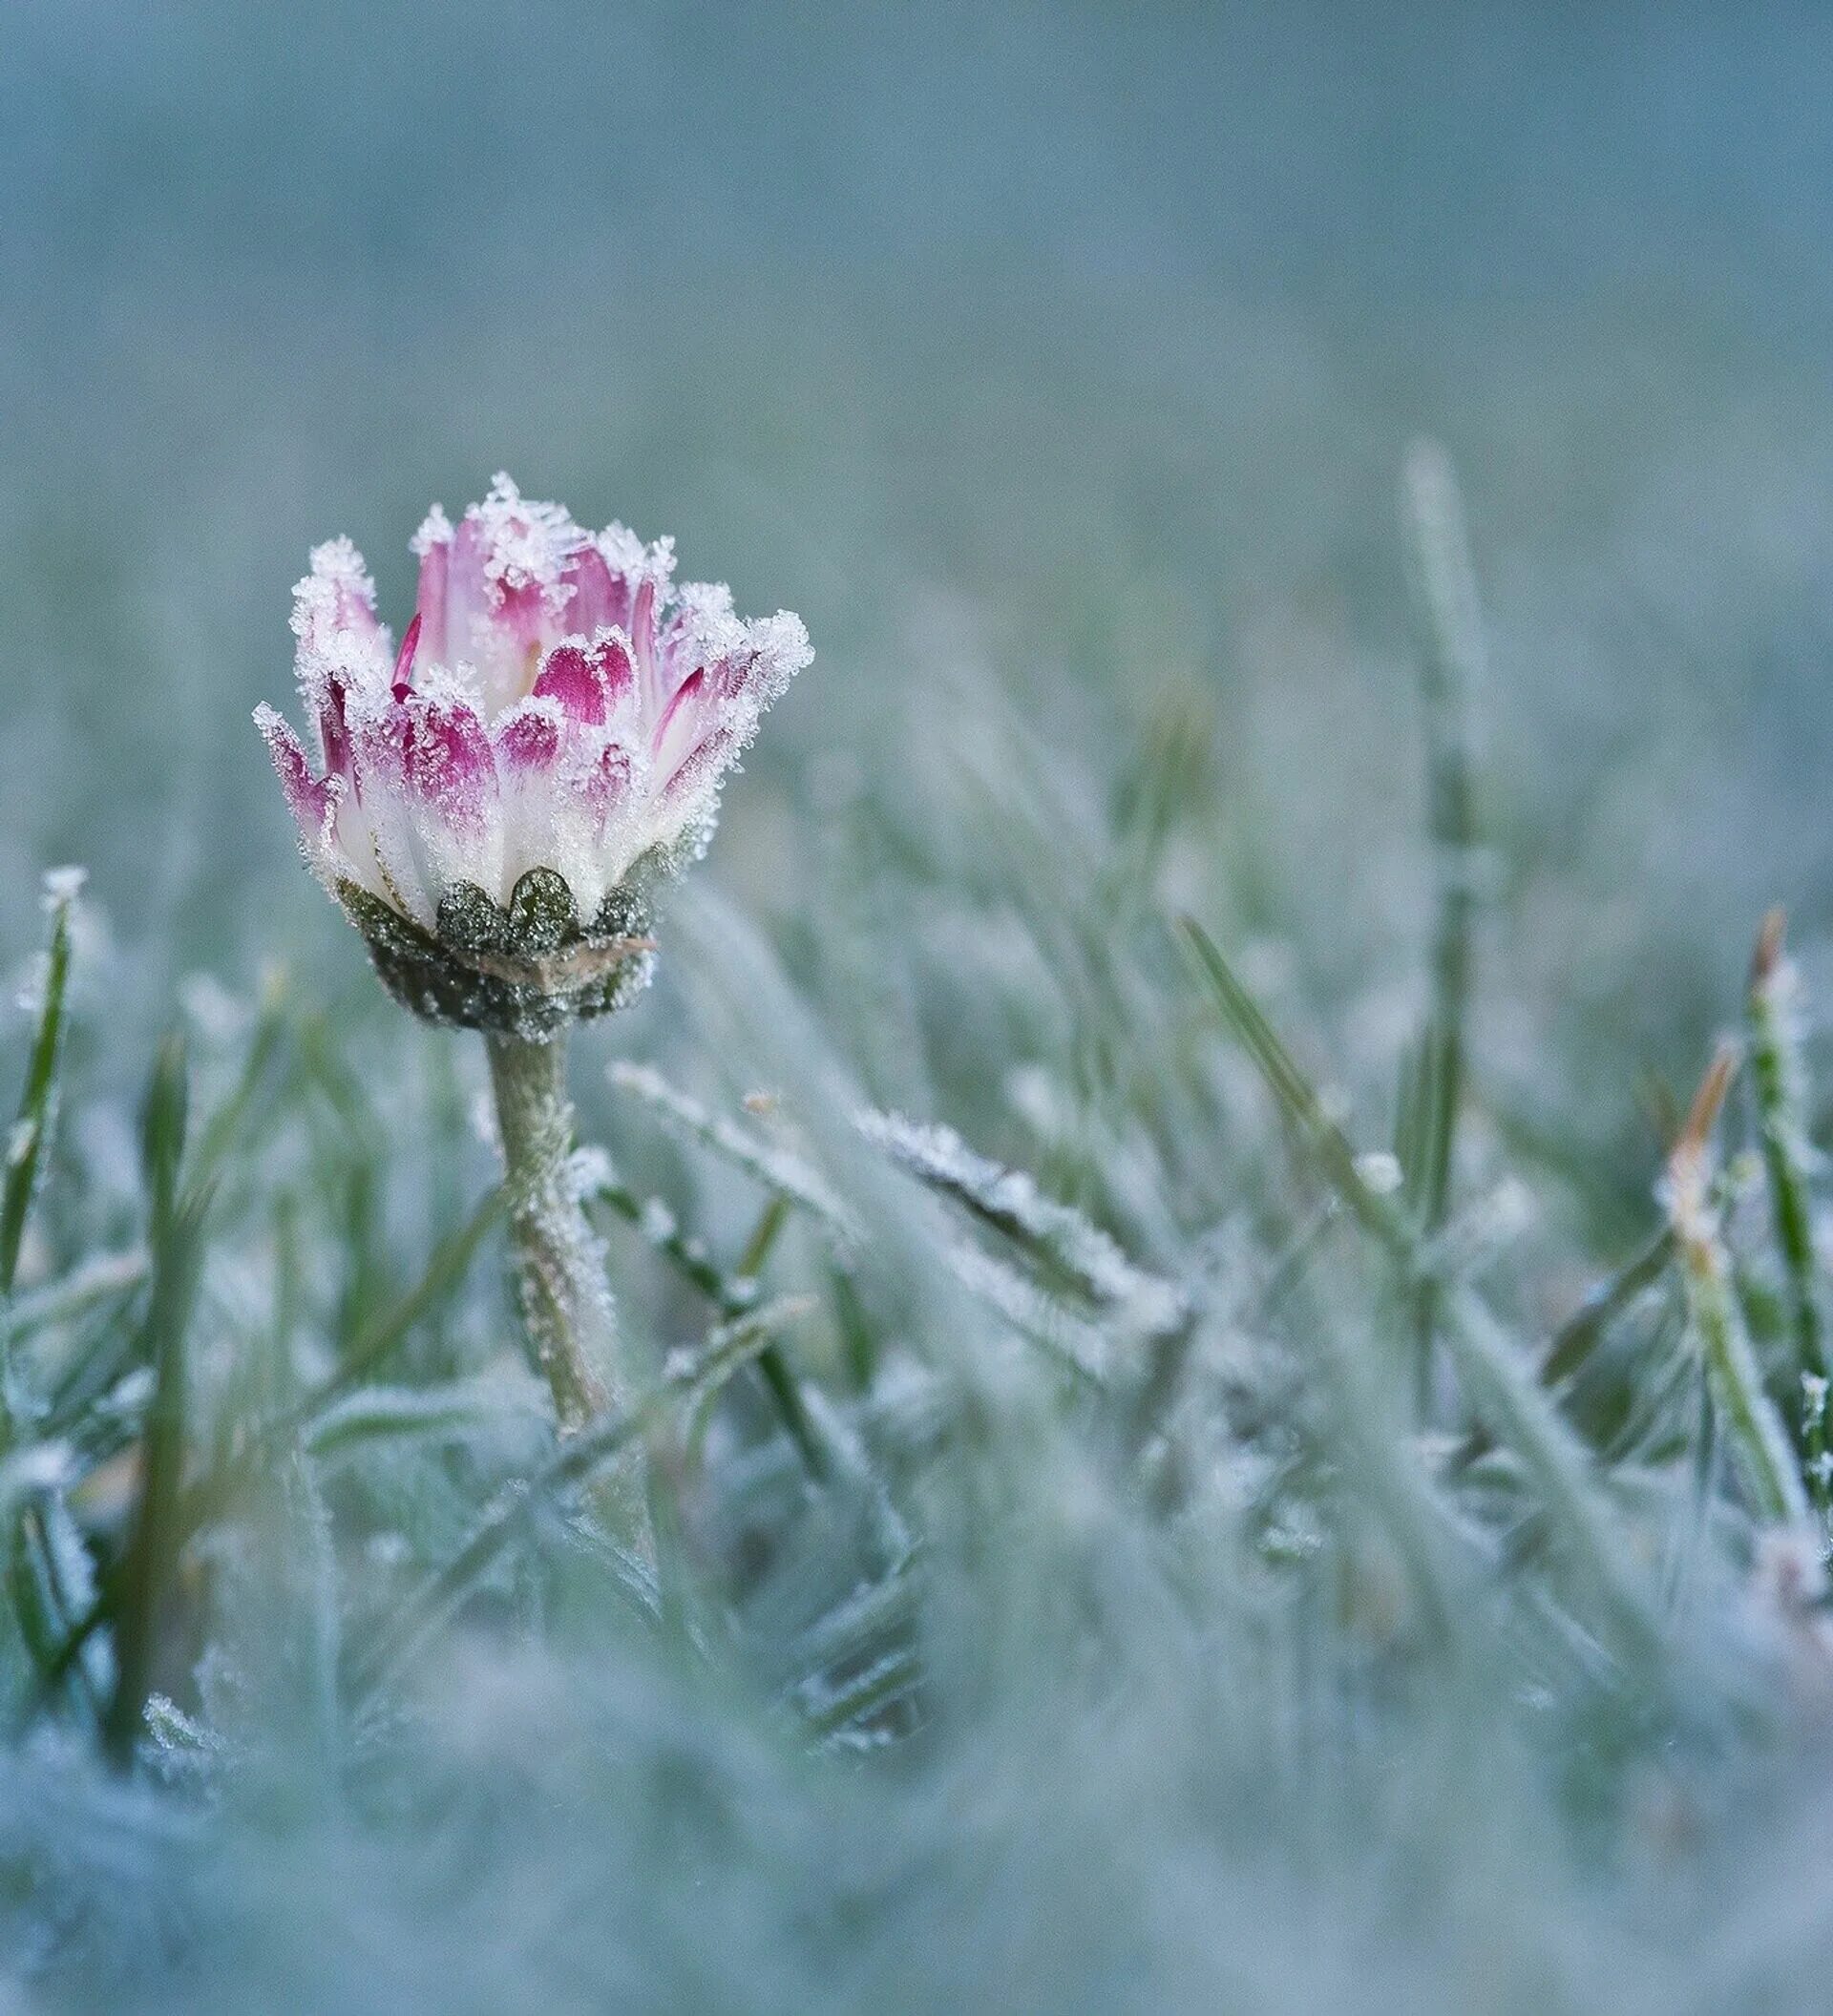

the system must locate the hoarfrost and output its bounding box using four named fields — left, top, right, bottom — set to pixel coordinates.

left=943, top=1239, right=1114, bottom=1383
left=565, top=1144, right=616, bottom=1200
left=638, top=1196, right=679, bottom=1246
left=40, top=864, right=87, bottom=908
left=609, top=1061, right=859, bottom=1243
left=6, top=1118, right=36, bottom=1169
left=856, top=1108, right=1186, bottom=1334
